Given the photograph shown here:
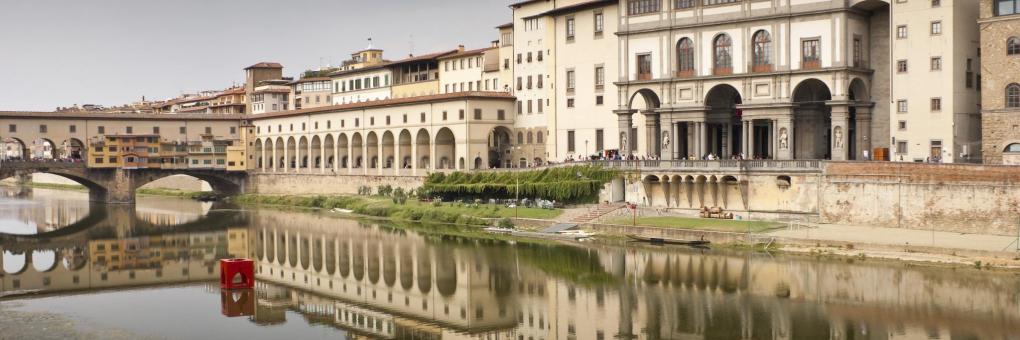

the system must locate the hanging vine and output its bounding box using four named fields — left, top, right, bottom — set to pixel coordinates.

left=422, top=165, right=618, bottom=203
